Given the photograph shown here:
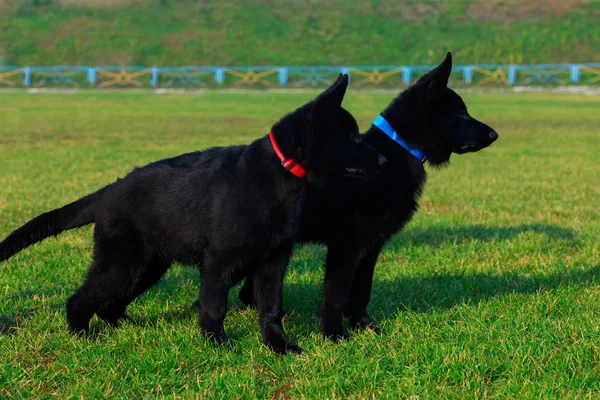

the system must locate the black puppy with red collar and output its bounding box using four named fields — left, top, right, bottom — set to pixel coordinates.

left=0, top=75, right=385, bottom=354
